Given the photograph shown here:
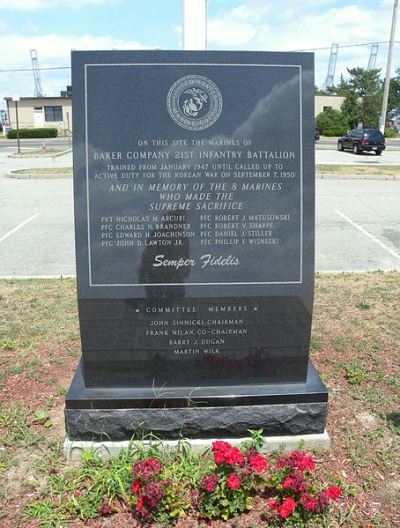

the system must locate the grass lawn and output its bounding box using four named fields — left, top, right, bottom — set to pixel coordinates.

left=316, top=165, right=400, bottom=178
left=11, top=167, right=73, bottom=175
left=0, top=273, right=399, bottom=527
